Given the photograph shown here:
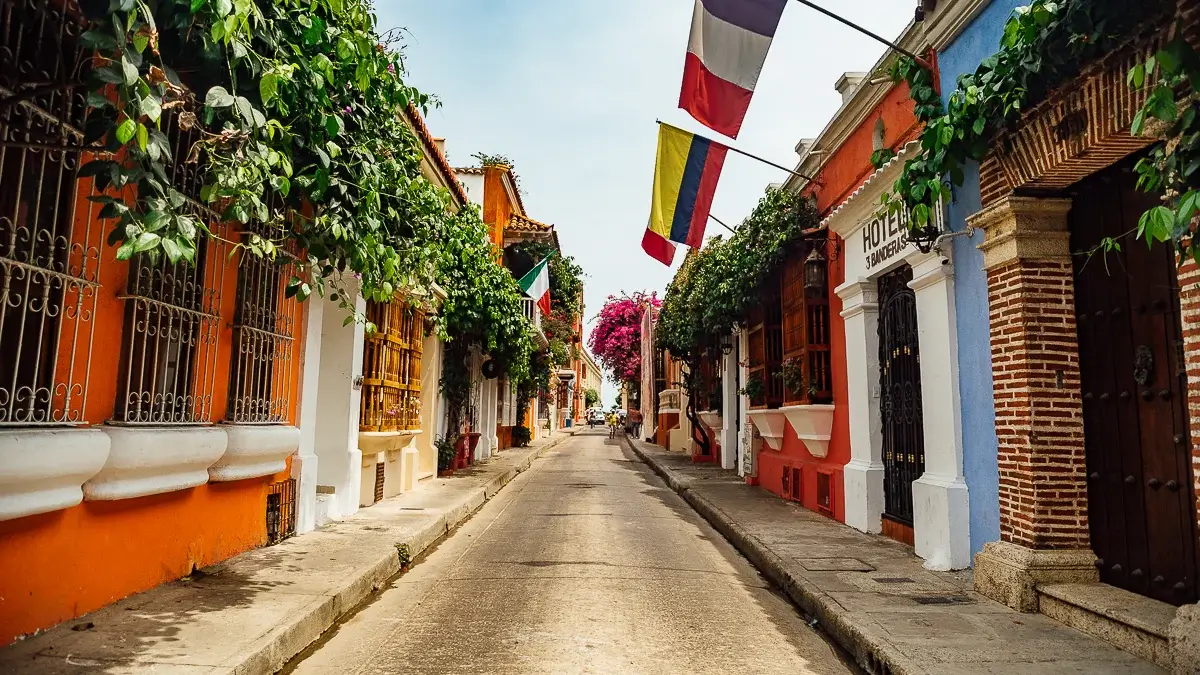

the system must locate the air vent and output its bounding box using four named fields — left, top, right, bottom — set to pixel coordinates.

left=816, top=470, right=833, bottom=515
